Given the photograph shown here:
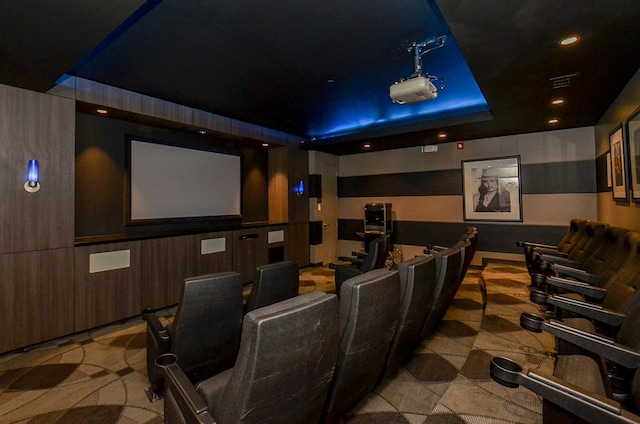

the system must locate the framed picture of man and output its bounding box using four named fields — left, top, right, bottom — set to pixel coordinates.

left=462, top=156, right=522, bottom=222
left=609, top=124, right=628, bottom=201
left=626, top=107, right=640, bottom=200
